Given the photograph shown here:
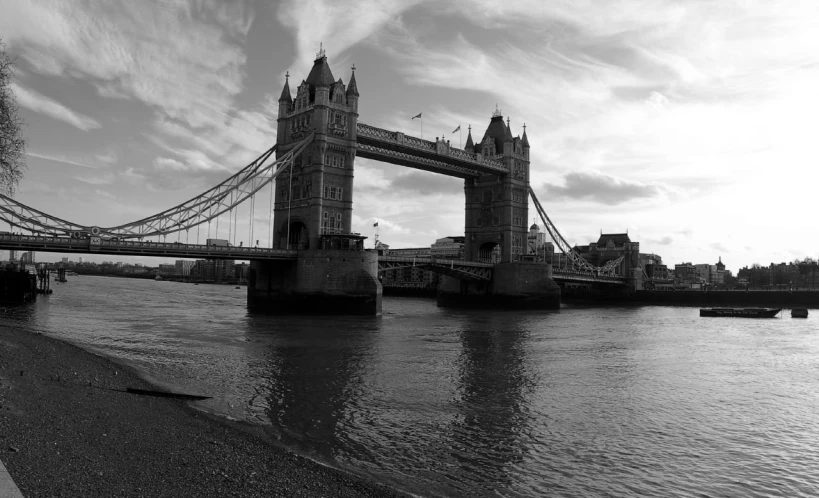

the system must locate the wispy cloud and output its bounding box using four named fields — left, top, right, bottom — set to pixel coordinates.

left=11, top=83, right=100, bottom=130
left=25, top=151, right=99, bottom=169
left=276, top=0, right=425, bottom=75
left=1, top=1, right=253, bottom=125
